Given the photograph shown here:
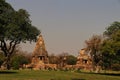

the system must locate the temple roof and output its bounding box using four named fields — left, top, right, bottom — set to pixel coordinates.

left=32, top=34, right=48, bottom=57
